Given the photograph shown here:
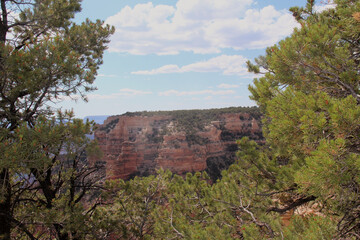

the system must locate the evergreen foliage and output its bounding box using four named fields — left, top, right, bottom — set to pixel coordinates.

left=0, top=0, right=113, bottom=239
left=244, top=0, right=360, bottom=238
